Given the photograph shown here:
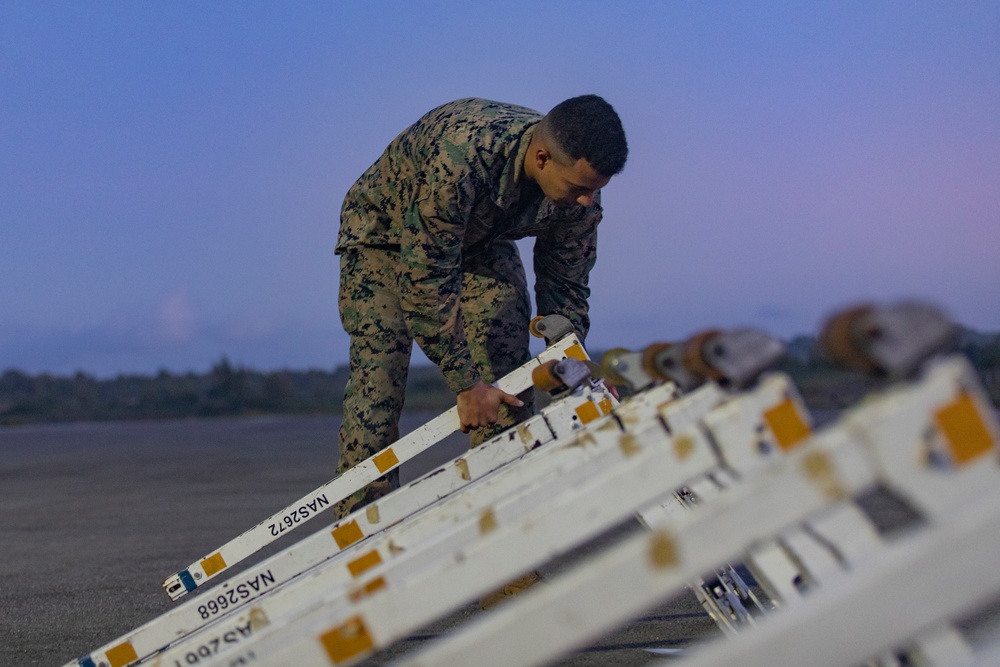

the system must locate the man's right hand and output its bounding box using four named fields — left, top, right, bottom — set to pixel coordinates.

left=456, top=381, right=525, bottom=433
